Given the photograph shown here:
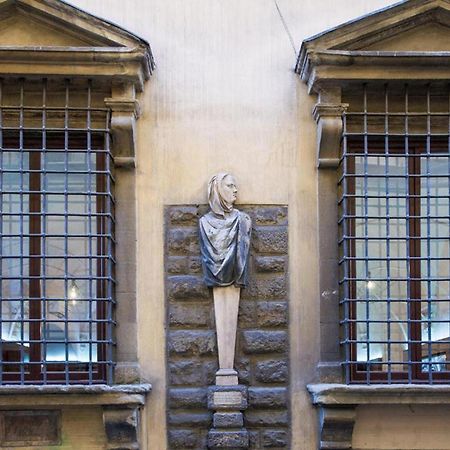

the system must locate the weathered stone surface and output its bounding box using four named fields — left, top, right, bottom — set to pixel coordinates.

left=169, top=360, right=204, bottom=385
left=169, top=388, right=207, bottom=409
left=169, top=303, right=210, bottom=327
left=103, top=407, right=139, bottom=449
left=168, top=429, right=198, bottom=448
left=252, top=227, right=288, bottom=255
left=213, top=412, right=244, bottom=428
left=251, top=207, right=288, bottom=226
left=189, top=256, right=202, bottom=274
left=236, top=358, right=250, bottom=385
left=238, top=301, right=256, bottom=328
left=241, top=277, right=286, bottom=300
left=256, top=302, right=288, bottom=327
left=169, top=331, right=216, bottom=356
left=254, top=256, right=286, bottom=273
left=248, top=430, right=260, bottom=449
left=167, top=275, right=210, bottom=300
left=262, top=430, right=288, bottom=447
left=167, top=256, right=189, bottom=274
left=255, top=360, right=288, bottom=383
left=167, top=228, right=199, bottom=255
left=245, top=411, right=288, bottom=427
left=168, top=412, right=212, bottom=426
left=169, top=206, right=199, bottom=226
left=241, top=331, right=287, bottom=354
left=248, top=388, right=287, bottom=408
left=208, top=430, right=249, bottom=449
